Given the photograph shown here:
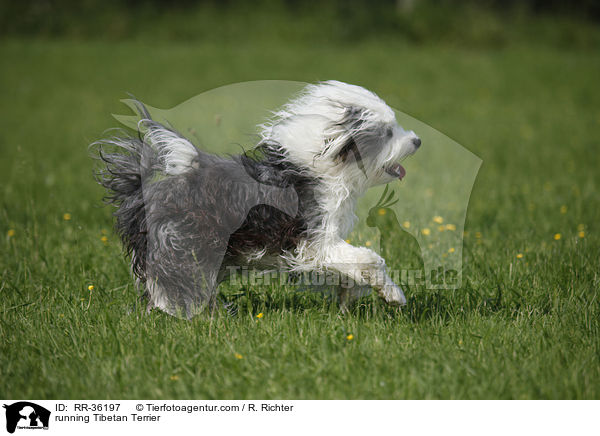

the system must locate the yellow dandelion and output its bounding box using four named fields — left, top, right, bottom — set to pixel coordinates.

left=88, top=285, right=94, bottom=291
left=346, top=334, right=354, bottom=341
left=438, top=225, right=445, bottom=232
left=59, top=314, right=64, bottom=318
left=516, top=253, right=524, bottom=259
left=578, top=231, right=585, bottom=238
left=448, top=247, right=455, bottom=253
left=445, top=224, right=456, bottom=231
left=421, top=228, right=431, bottom=236
left=378, top=208, right=386, bottom=216
left=63, top=213, right=71, bottom=221
left=475, top=232, right=482, bottom=239
left=402, top=221, right=410, bottom=229
left=365, top=240, right=372, bottom=247
left=7, top=229, right=15, bottom=237
left=560, top=205, right=567, bottom=214
left=234, top=353, right=243, bottom=359
left=345, top=239, right=351, bottom=244
left=101, top=236, right=108, bottom=243
left=256, top=312, right=264, bottom=319
left=577, top=224, right=585, bottom=232
left=433, top=216, right=444, bottom=224
left=170, top=375, right=179, bottom=381
left=554, top=233, right=561, bottom=241
left=458, top=339, right=463, bottom=346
